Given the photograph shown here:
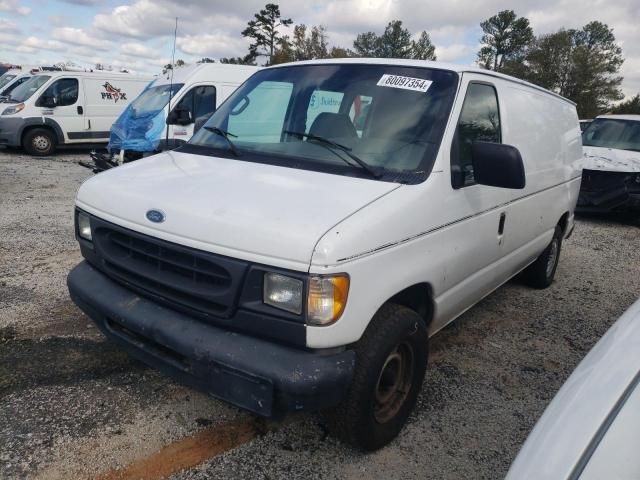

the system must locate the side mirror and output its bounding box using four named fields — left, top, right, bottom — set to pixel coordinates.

left=472, top=141, right=526, bottom=189
left=39, top=95, right=57, bottom=108
left=167, top=107, right=193, bottom=126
